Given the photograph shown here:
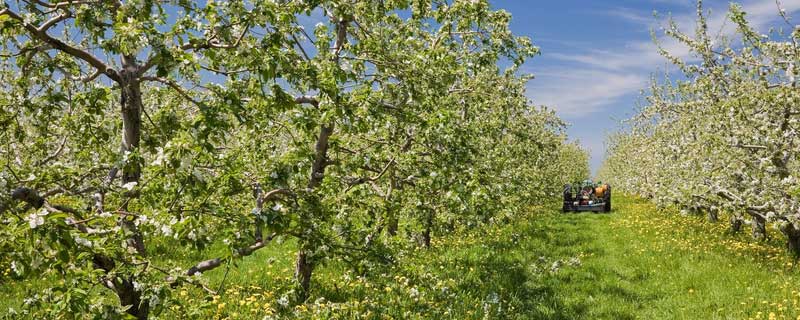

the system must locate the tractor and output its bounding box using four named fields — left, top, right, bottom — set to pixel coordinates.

left=562, top=180, right=611, bottom=213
